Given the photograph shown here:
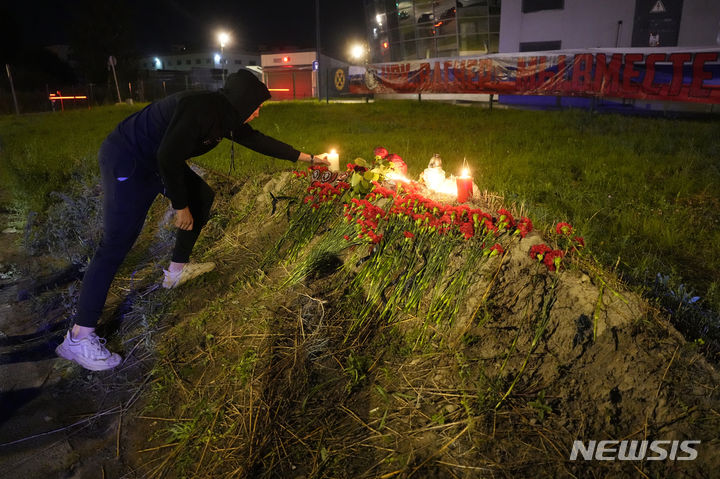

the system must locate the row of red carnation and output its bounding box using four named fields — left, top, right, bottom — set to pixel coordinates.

left=303, top=180, right=351, bottom=209
left=338, top=187, right=534, bottom=248
left=295, top=166, right=583, bottom=272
